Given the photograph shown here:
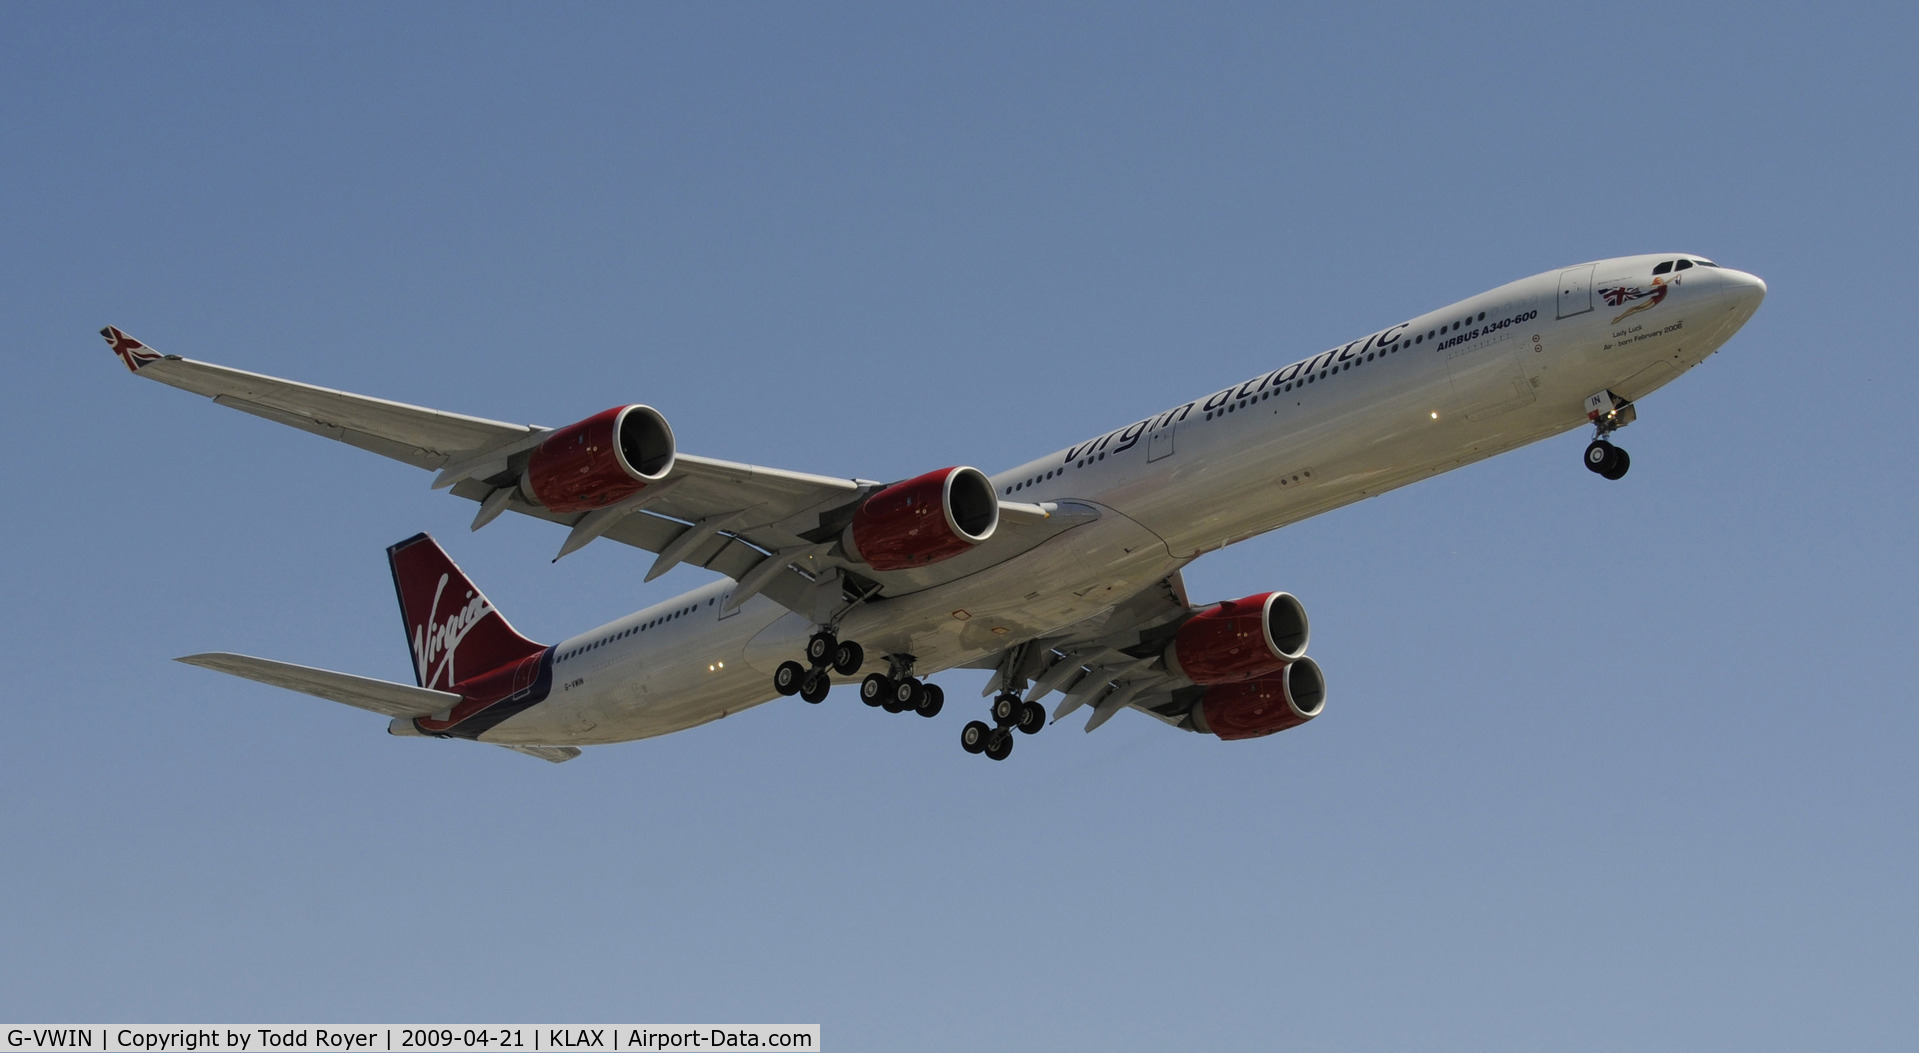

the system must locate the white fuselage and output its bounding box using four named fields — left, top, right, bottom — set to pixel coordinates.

left=489, top=255, right=1766, bottom=746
